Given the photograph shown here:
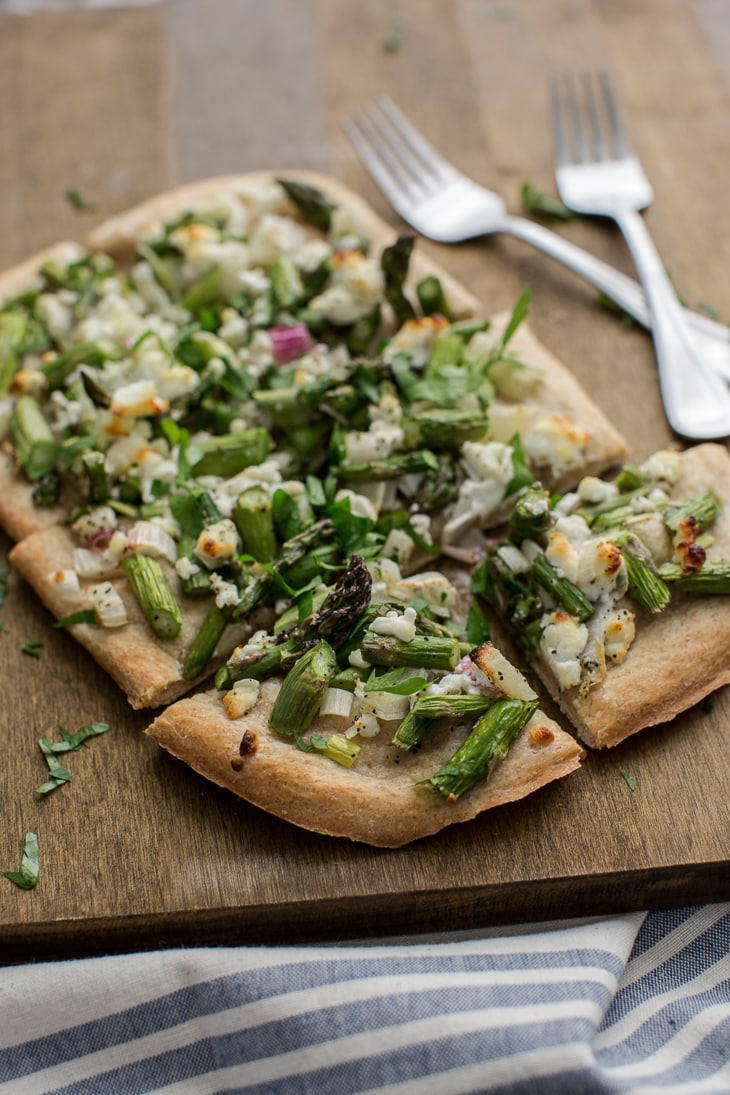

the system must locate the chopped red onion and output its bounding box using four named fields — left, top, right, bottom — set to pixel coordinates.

left=268, top=323, right=311, bottom=364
